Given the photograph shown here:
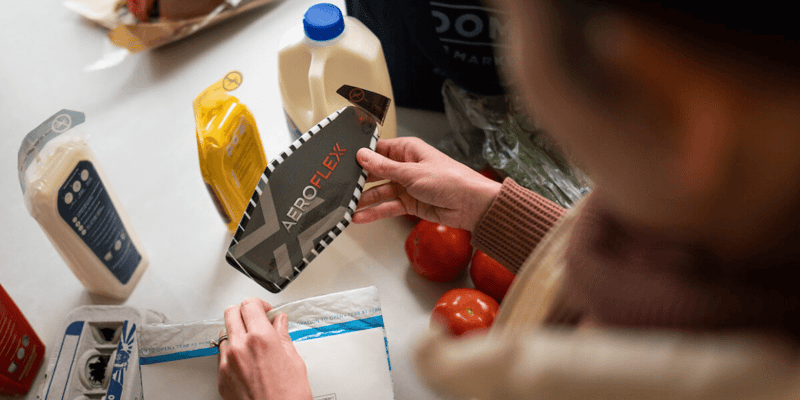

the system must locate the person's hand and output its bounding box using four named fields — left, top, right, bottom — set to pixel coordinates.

left=218, top=298, right=312, bottom=400
left=354, top=137, right=502, bottom=231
